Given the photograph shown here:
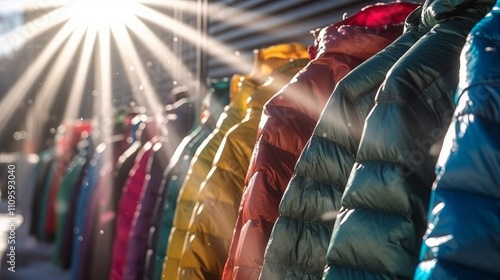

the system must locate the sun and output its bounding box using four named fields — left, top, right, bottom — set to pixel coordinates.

left=0, top=0, right=263, bottom=153
left=61, top=0, right=138, bottom=29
